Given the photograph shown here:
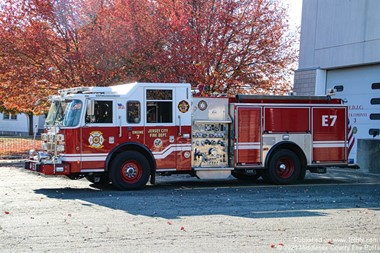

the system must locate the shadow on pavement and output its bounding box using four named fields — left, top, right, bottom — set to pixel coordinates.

left=33, top=170, right=380, bottom=220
